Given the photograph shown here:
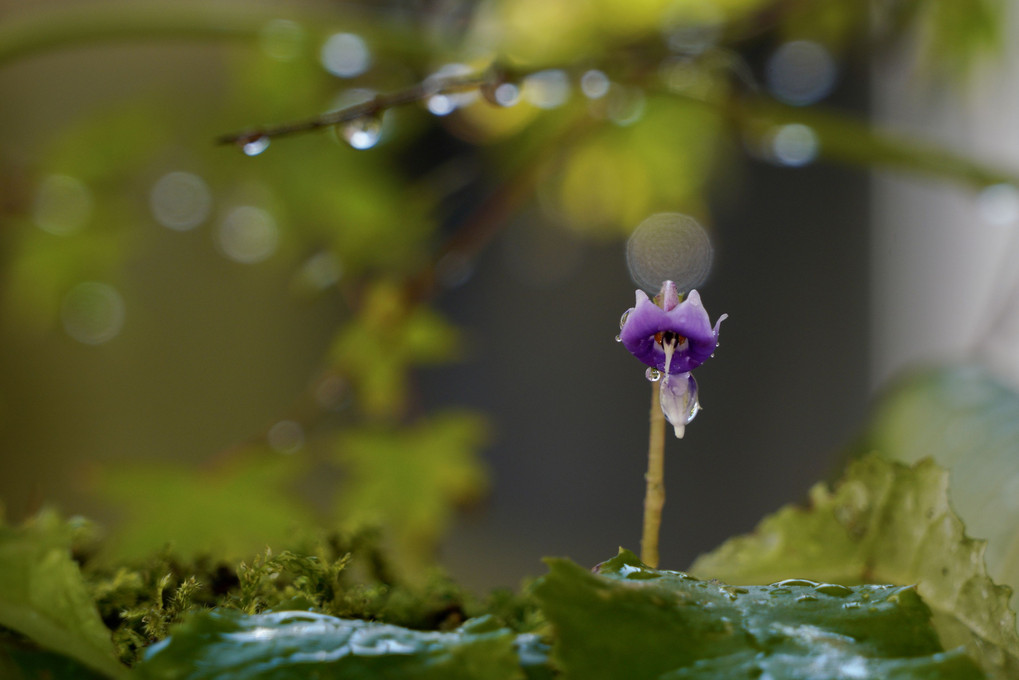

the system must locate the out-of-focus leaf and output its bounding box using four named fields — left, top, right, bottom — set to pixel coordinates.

left=0, top=641, right=112, bottom=680
left=862, top=365, right=1019, bottom=613
left=533, top=549, right=982, bottom=680
left=134, top=610, right=526, bottom=680
left=738, top=98, right=1019, bottom=189
left=691, top=454, right=1019, bottom=680
left=907, top=0, right=1004, bottom=75
left=330, top=282, right=461, bottom=418
left=91, top=452, right=315, bottom=561
left=544, top=96, right=723, bottom=236
left=0, top=510, right=125, bottom=679
left=333, top=411, right=488, bottom=570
